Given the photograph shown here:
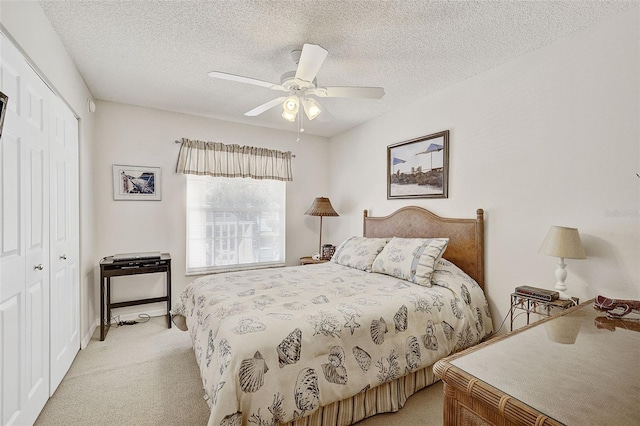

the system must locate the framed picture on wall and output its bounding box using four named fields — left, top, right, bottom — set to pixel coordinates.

left=0, top=90, right=8, bottom=140
left=387, top=130, right=449, bottom=199
left=112, top=164, right=162, bottom=201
